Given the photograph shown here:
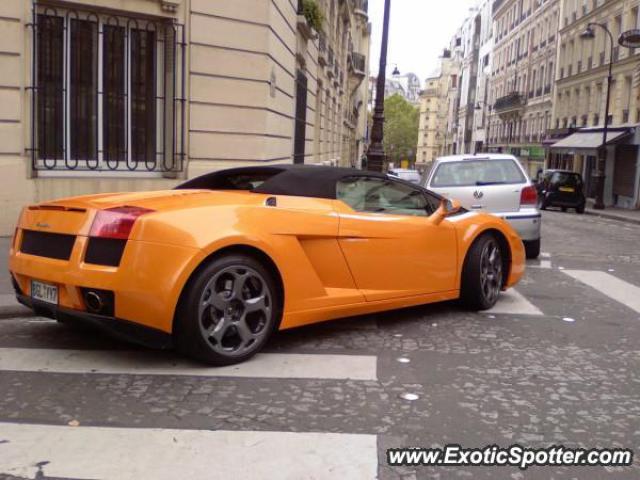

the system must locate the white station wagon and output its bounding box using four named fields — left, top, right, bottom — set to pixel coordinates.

left=422, top=154, right=541, bottom=259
